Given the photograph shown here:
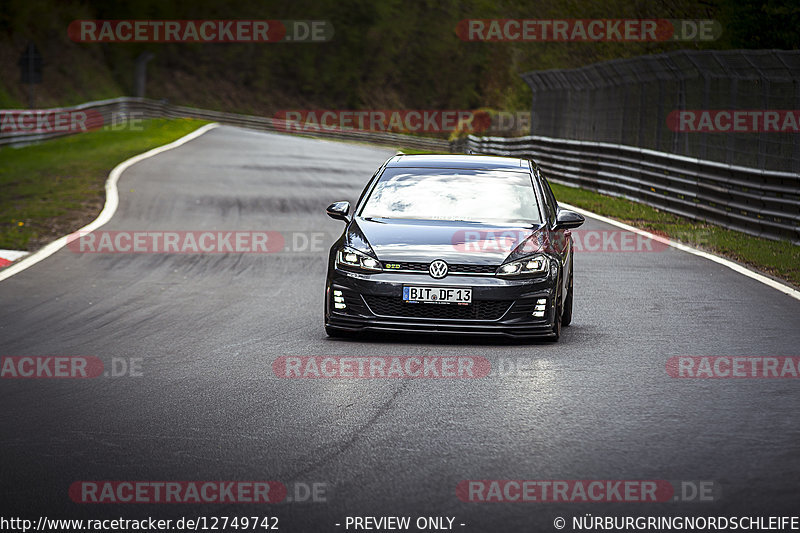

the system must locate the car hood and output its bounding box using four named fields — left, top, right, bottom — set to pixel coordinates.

left=347, top=217, right=547, bottom=265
